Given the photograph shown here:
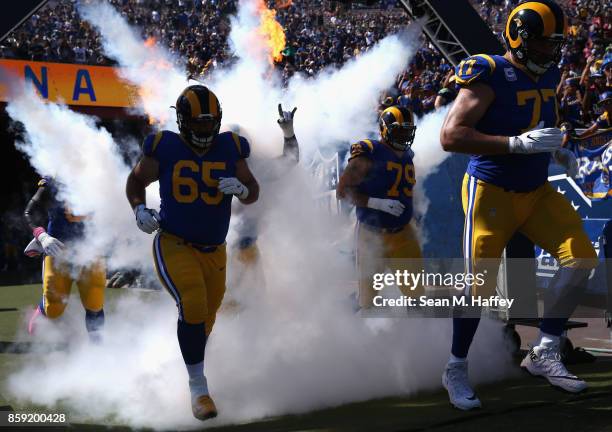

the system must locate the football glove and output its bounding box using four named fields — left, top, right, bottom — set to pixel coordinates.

left=277, top=103, right=297, bottom=138
left=367, top=197, right=405, bottom=217
left=218, top=177, right=249, bottom=199
left=552, top=148, right=578, bottom=178
left=134, top=204, right=160, bottom=234
left=509, top=124, right=563, bottom=154
left=37, top=232, right=65, bottom=257
left=24, top=237, right=44, bottom=257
